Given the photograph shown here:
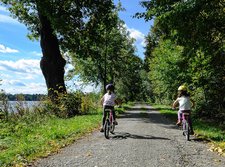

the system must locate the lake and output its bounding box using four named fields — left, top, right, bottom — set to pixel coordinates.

left=0, top=101, right=41, bottom=113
